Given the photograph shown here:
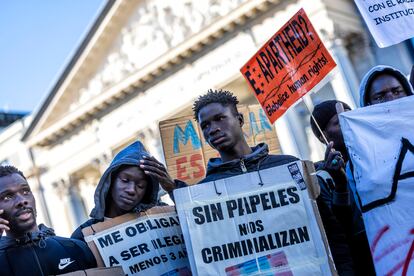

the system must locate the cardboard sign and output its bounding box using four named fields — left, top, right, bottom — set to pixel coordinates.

left=57, top=267, right=124, bottom=276
left=339, top=96, right=414, bottom=275
left=159, top=105, right=281, bottom=185
left=82, top=207, right=191, bottom=276
left=240, top=8, right=336, bottom=123
left=354, top=0, right=414, bottom=48
left=174, top=161, right=336, bottom=275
